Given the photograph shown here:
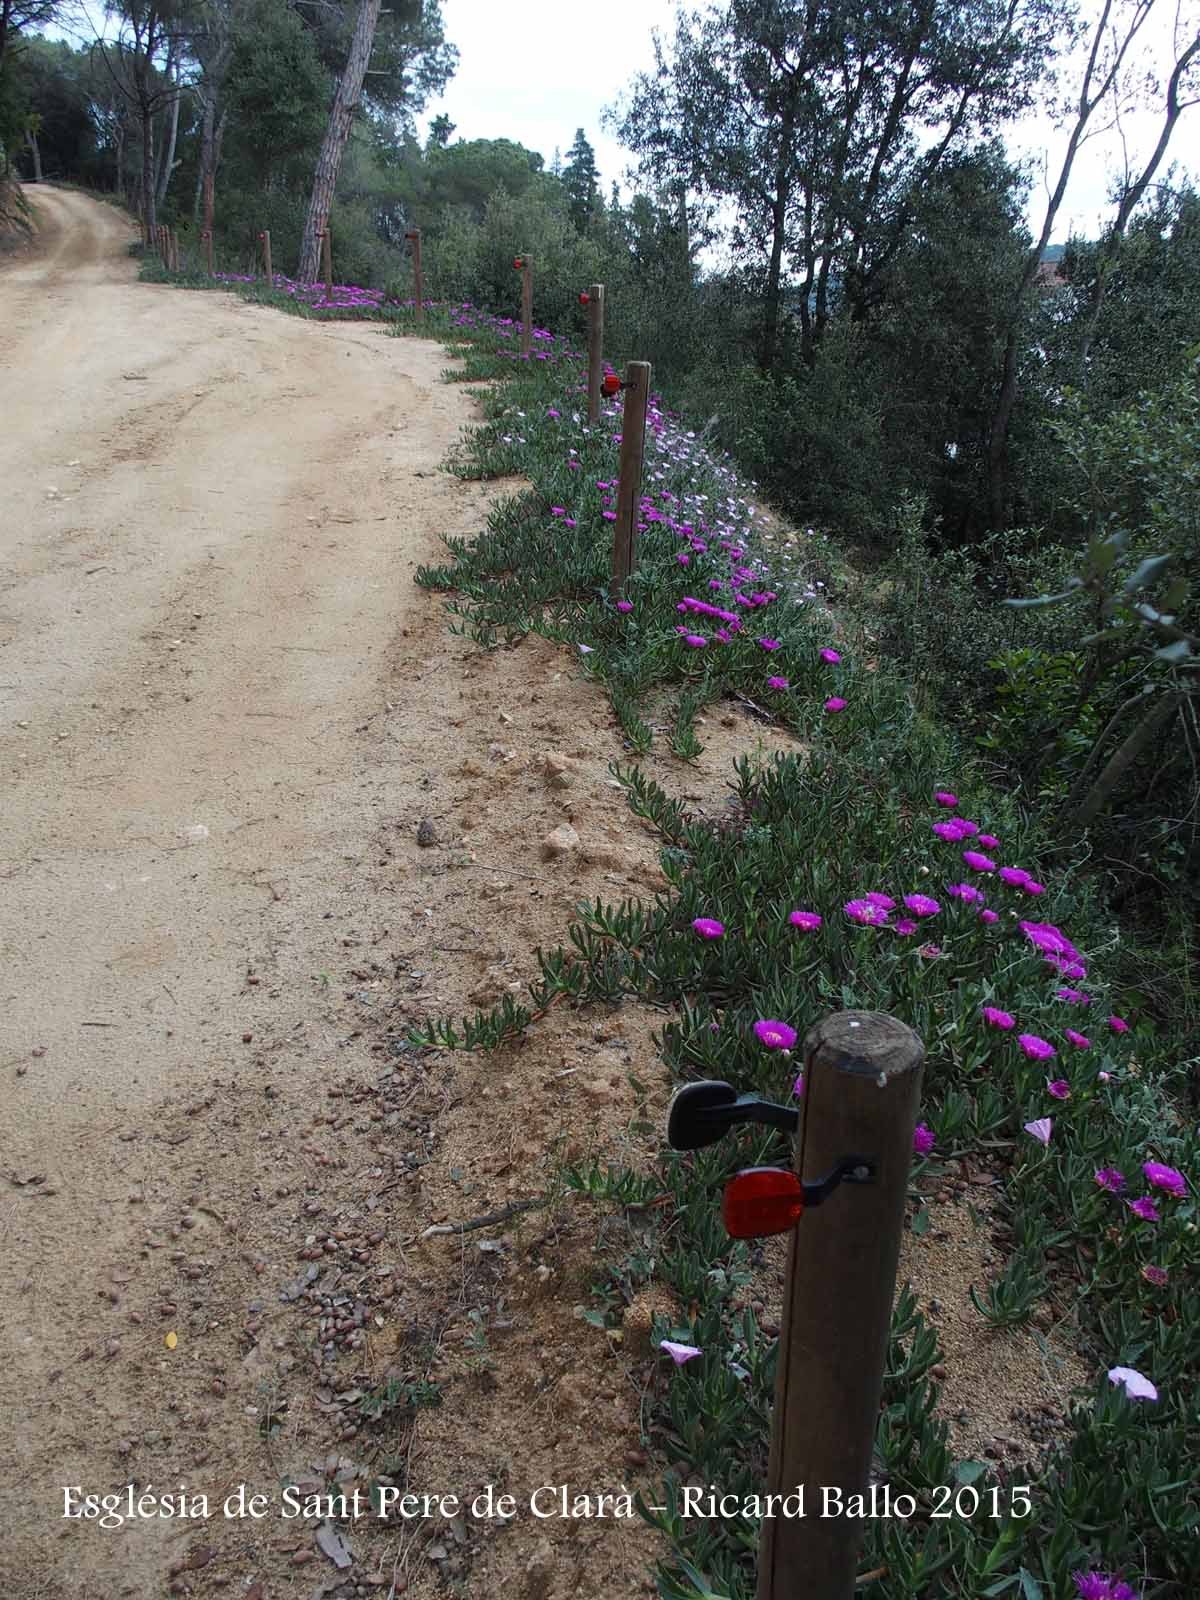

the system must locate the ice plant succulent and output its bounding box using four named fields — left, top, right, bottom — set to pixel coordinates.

left=912, top=1123, right=935, bottom=1157
left=1019, top=1033, right=1056, bottom=1061
left=1095, top=1167, right=1126, bottom=1192
left=1143, top=1162, right=1186, bottom=1198
left=692, top=918, right=724, bottom=940
left=753, top=1019, right=797, bottom=1051
left=1073, top=1574, right=1139, bottom=1600
left=981, top=1006, right=1015, bottom=1030
left=824, top=696, right=847, bottom=712
left=788, top=910, right=822, bottom=931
